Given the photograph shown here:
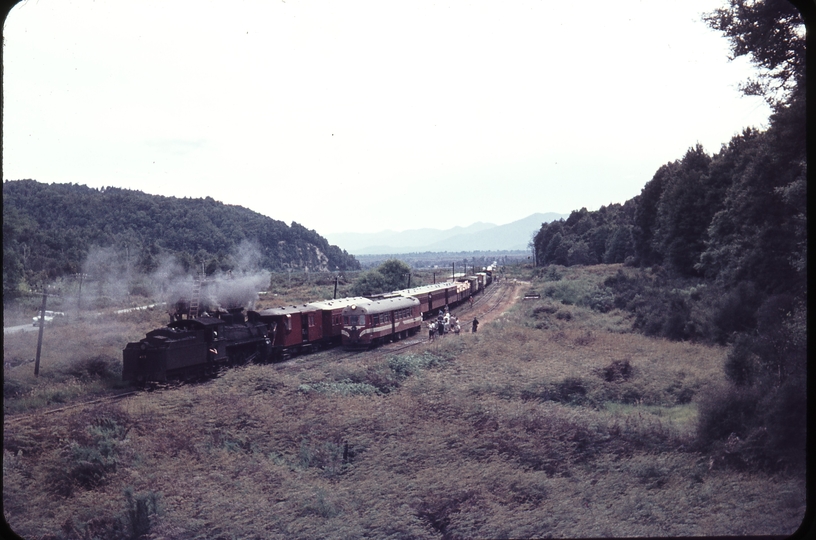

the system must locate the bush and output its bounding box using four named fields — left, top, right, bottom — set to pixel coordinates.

left=601, top=360, right=633, bottom=382
left=123, top=488, right=161, bottom=538
left=63, top=355, right=120, bottom=380
left=723, top=334, right=760, bottom=386
left=694, top=382, right=803, bottom=471
left=58, top=488, right=160, bottom=540
left=388, top=352, right=446, bottom=378
left=710, top=281, right=761, bottom=344
left=555, top=377, right=588, bottom=404
left=696, top=384, right=760, bottom=451
left=4, top=377, right=29, bottom=398
left=47, top=413, right=132, bottom=497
